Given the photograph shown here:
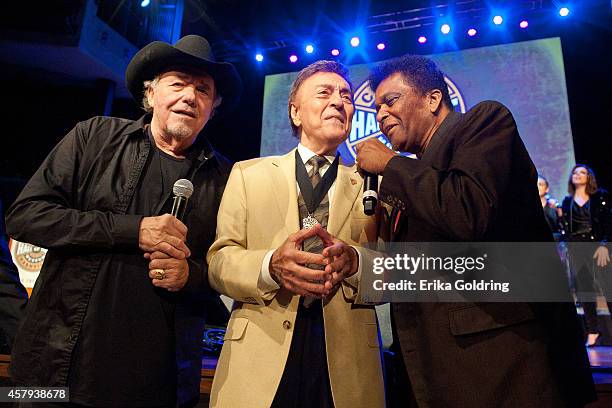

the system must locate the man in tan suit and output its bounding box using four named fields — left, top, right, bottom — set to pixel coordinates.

left=207, top=60, right=385, bottom=408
